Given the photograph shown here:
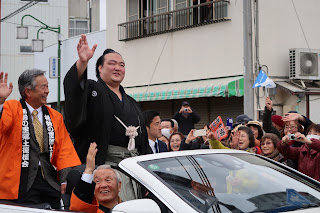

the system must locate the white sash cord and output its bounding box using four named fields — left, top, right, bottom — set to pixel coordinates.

left=114, top=115, right=140, bottom=151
